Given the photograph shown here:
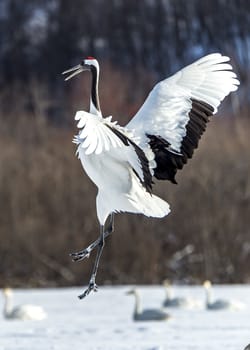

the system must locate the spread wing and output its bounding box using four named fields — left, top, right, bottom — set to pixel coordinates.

left=126, top=53, right=240, bottom=183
